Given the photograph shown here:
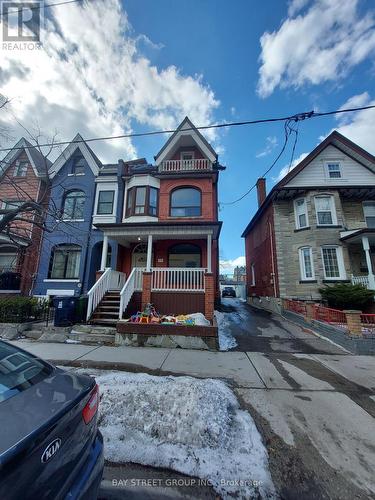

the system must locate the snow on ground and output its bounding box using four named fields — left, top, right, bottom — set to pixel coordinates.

left=215, top=309, right=238, bottom=351
left=78, top=369, right=276, bottom=499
